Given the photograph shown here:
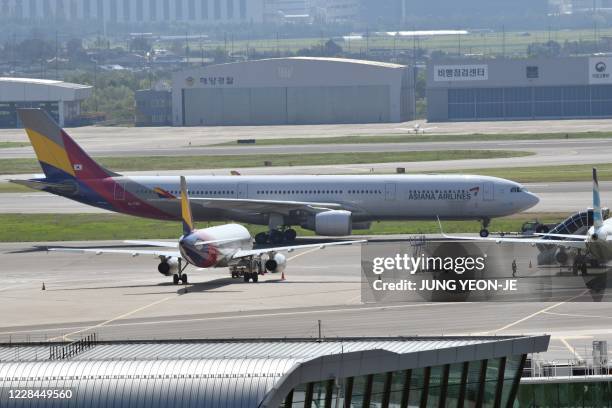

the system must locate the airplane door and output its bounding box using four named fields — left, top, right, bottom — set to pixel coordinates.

left=114, top=181, right=125, bottom=201
left=237, top=183, right=248, bottom=199
left=483, top=182, right=494, bottom=201
left=385, top=183, right=396, bottom=201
